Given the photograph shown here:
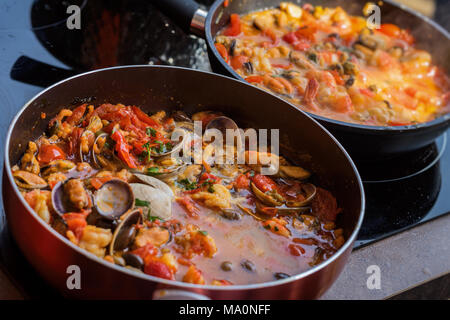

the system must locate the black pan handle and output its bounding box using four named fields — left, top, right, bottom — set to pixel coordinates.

left=151, top=0, right=205, bottom=36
